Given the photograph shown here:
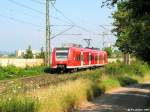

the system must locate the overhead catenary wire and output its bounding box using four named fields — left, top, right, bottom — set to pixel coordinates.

left=31, top=0, right=108, bottom=33
left=30, top=0, right=73, bottom=24
left=51, top=3, right=96, bottom=34
left=99, top=25, right=112, bottom=32
left=51, top=3, right=74, bottom=24
left=0, top=0, right=71, bottom=28
left=0, top=13, right=44, bottom=28
left=56, top=33, right=113, bottom=36
left=7, top=0, right=45, bottom=15
left=4, top=7, right=46, bottom=23
left=7, top=0, right=73, bottom=25
left=30, top=0, right=97, bottom=34
left=30, top=0, right=46, bottom=5
left=6, top=0, right=113, bottom=39
left=51, top=16, right=72, bottom=25
left=51, top=25, right=74, bottom=39
left=30, top=0, right=74, bottom=24
left=0, top=13, right=73, bottom=29
left=31, top=0, right=56, bottom=5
